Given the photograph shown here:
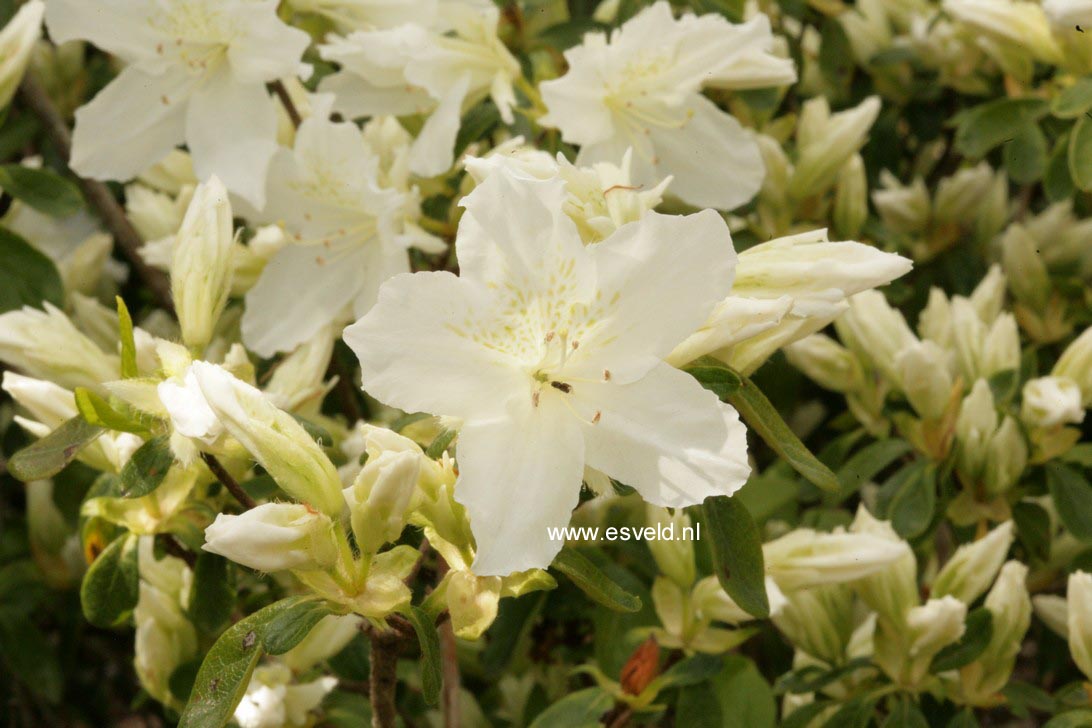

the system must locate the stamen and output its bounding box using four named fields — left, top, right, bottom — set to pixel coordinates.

left=592, top=411, right=601, bottom=424
left=532, top=391, right=540, bottom=407
left=603, top=369, right=612, bottom=381
left=551, top=381, right=572, bottom=394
